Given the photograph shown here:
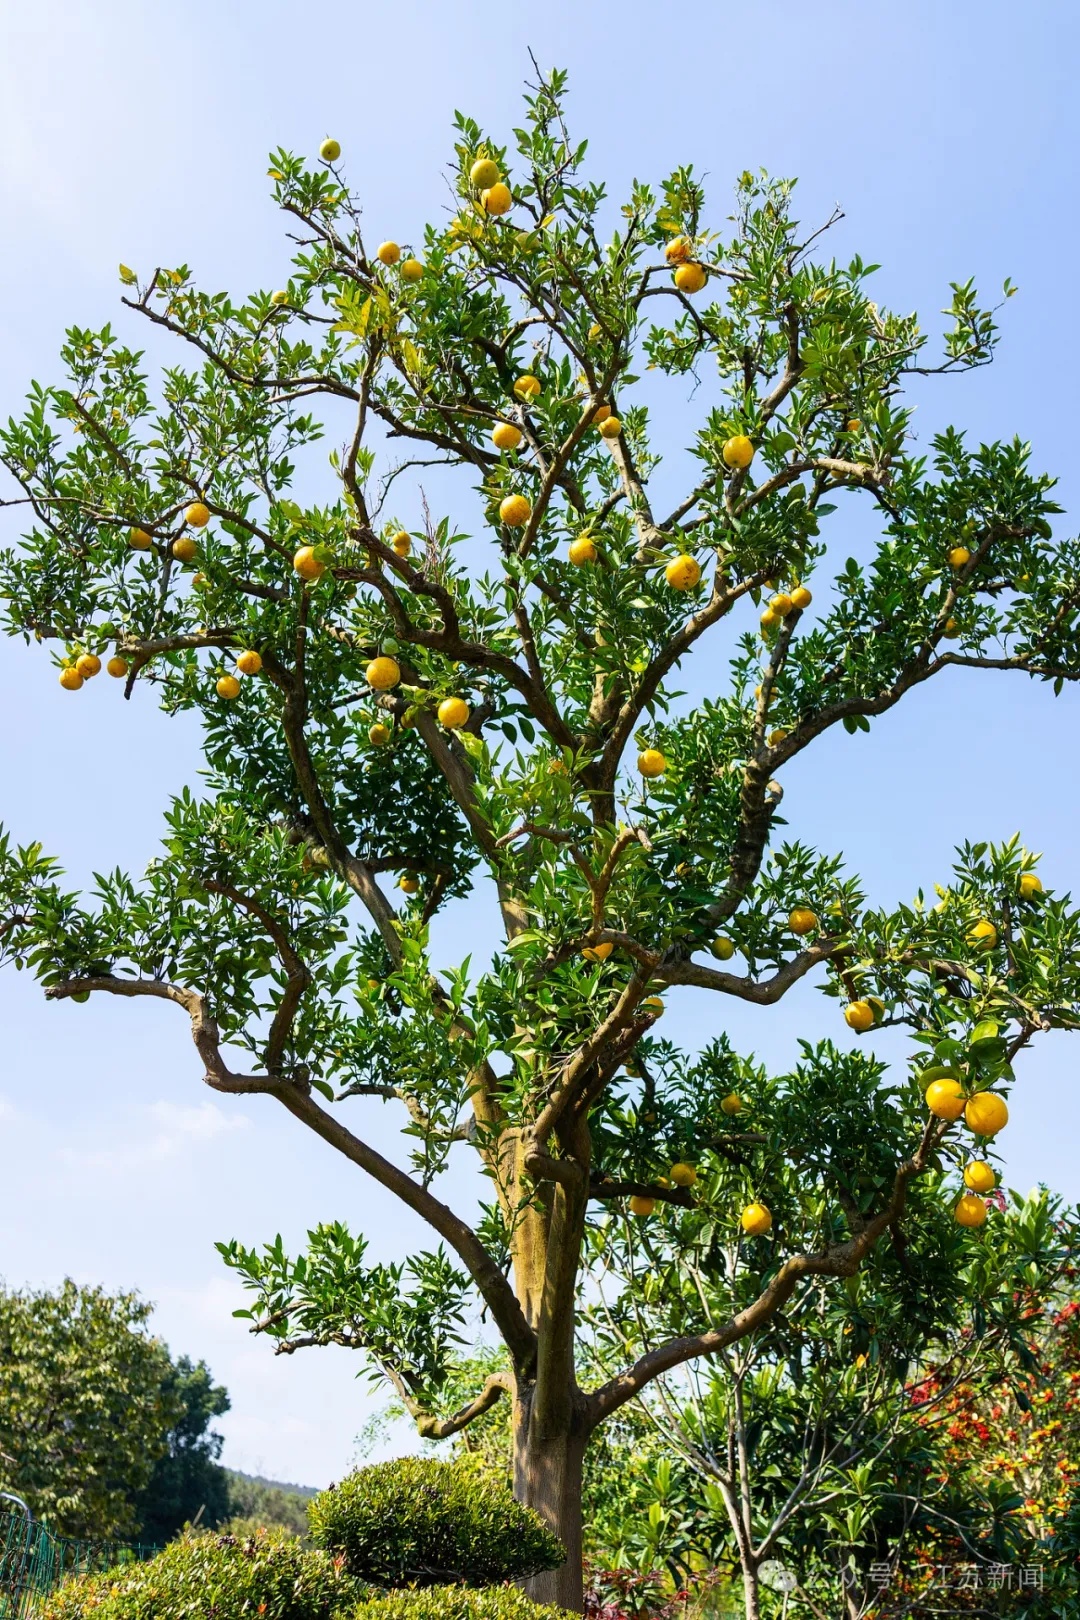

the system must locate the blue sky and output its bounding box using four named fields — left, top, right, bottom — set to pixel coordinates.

left=1, top=0, right=1079, bottom=1489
